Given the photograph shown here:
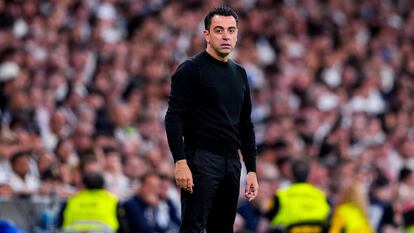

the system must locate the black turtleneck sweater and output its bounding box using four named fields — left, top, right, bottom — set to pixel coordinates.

left=165, top=51, right=256, bottom=172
